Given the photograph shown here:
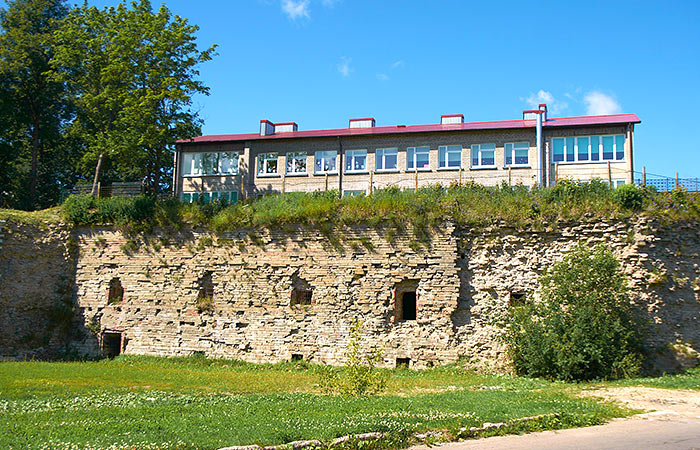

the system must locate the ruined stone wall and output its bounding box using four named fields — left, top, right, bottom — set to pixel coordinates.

left=454, top=218, right=700, bottom=372
left=1, top=217, right=699, bottom=371
left=70, top=225, right=460, bottom=368
left=0, top=219, right=85, bottom=359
